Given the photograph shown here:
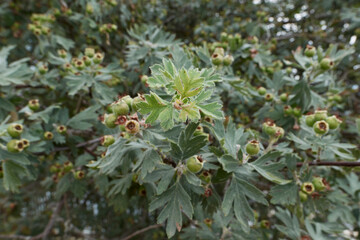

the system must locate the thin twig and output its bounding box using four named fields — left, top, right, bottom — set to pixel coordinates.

left=297, top=161, right=360, bottom=167
left=119, top=224, right=163, bottom=240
